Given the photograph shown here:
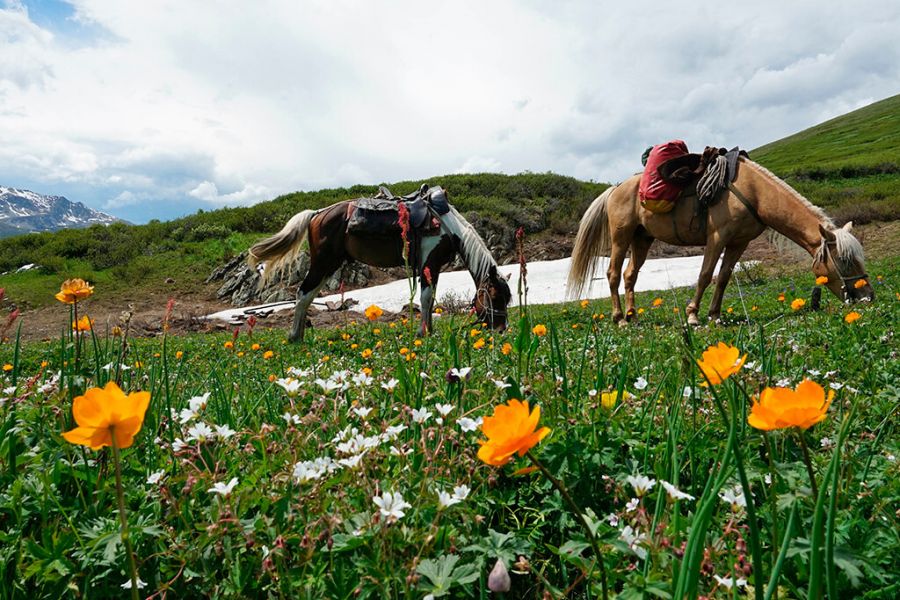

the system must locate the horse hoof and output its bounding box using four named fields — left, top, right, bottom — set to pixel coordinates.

left=687, top=314, right=700, bottom=327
